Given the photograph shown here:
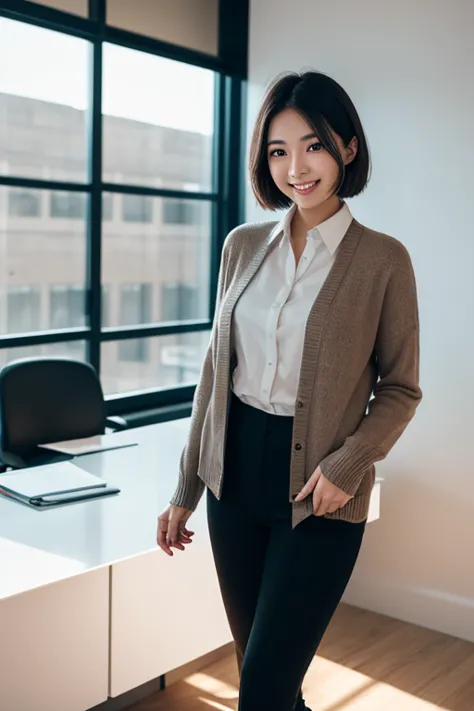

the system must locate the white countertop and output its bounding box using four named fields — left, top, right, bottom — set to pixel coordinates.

left=0, top=419, right=382, bottom=602
left=0, top=420, right=194, bottom=601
